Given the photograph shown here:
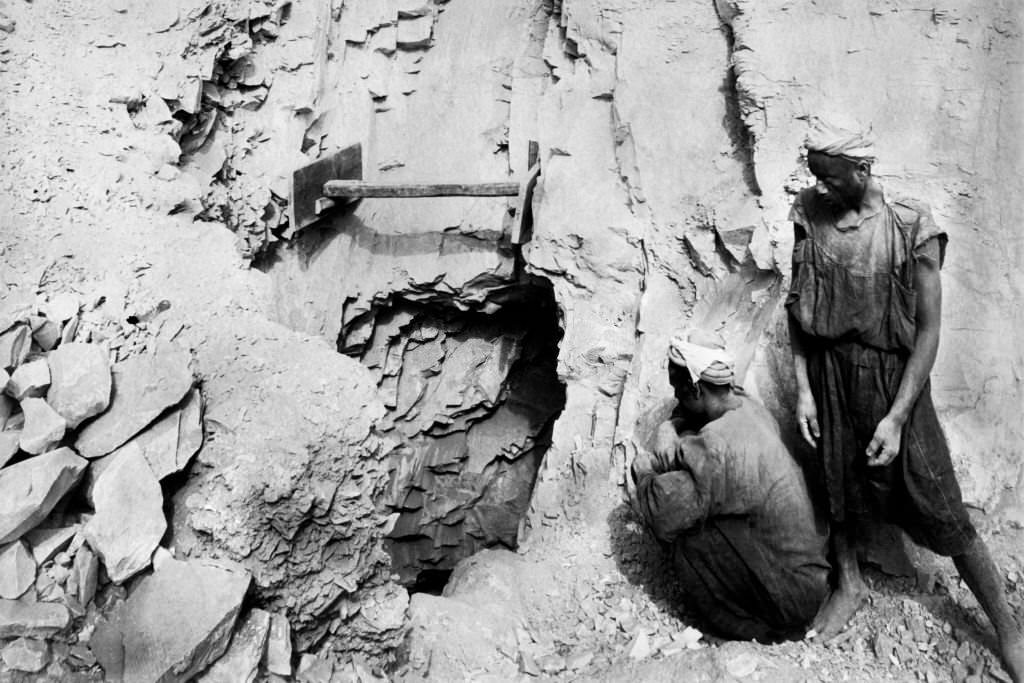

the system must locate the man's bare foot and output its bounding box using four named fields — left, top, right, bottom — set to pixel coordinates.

left=806, top=583, right=868, bottom=641
left=999, top=631, right=1024, bottom=683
